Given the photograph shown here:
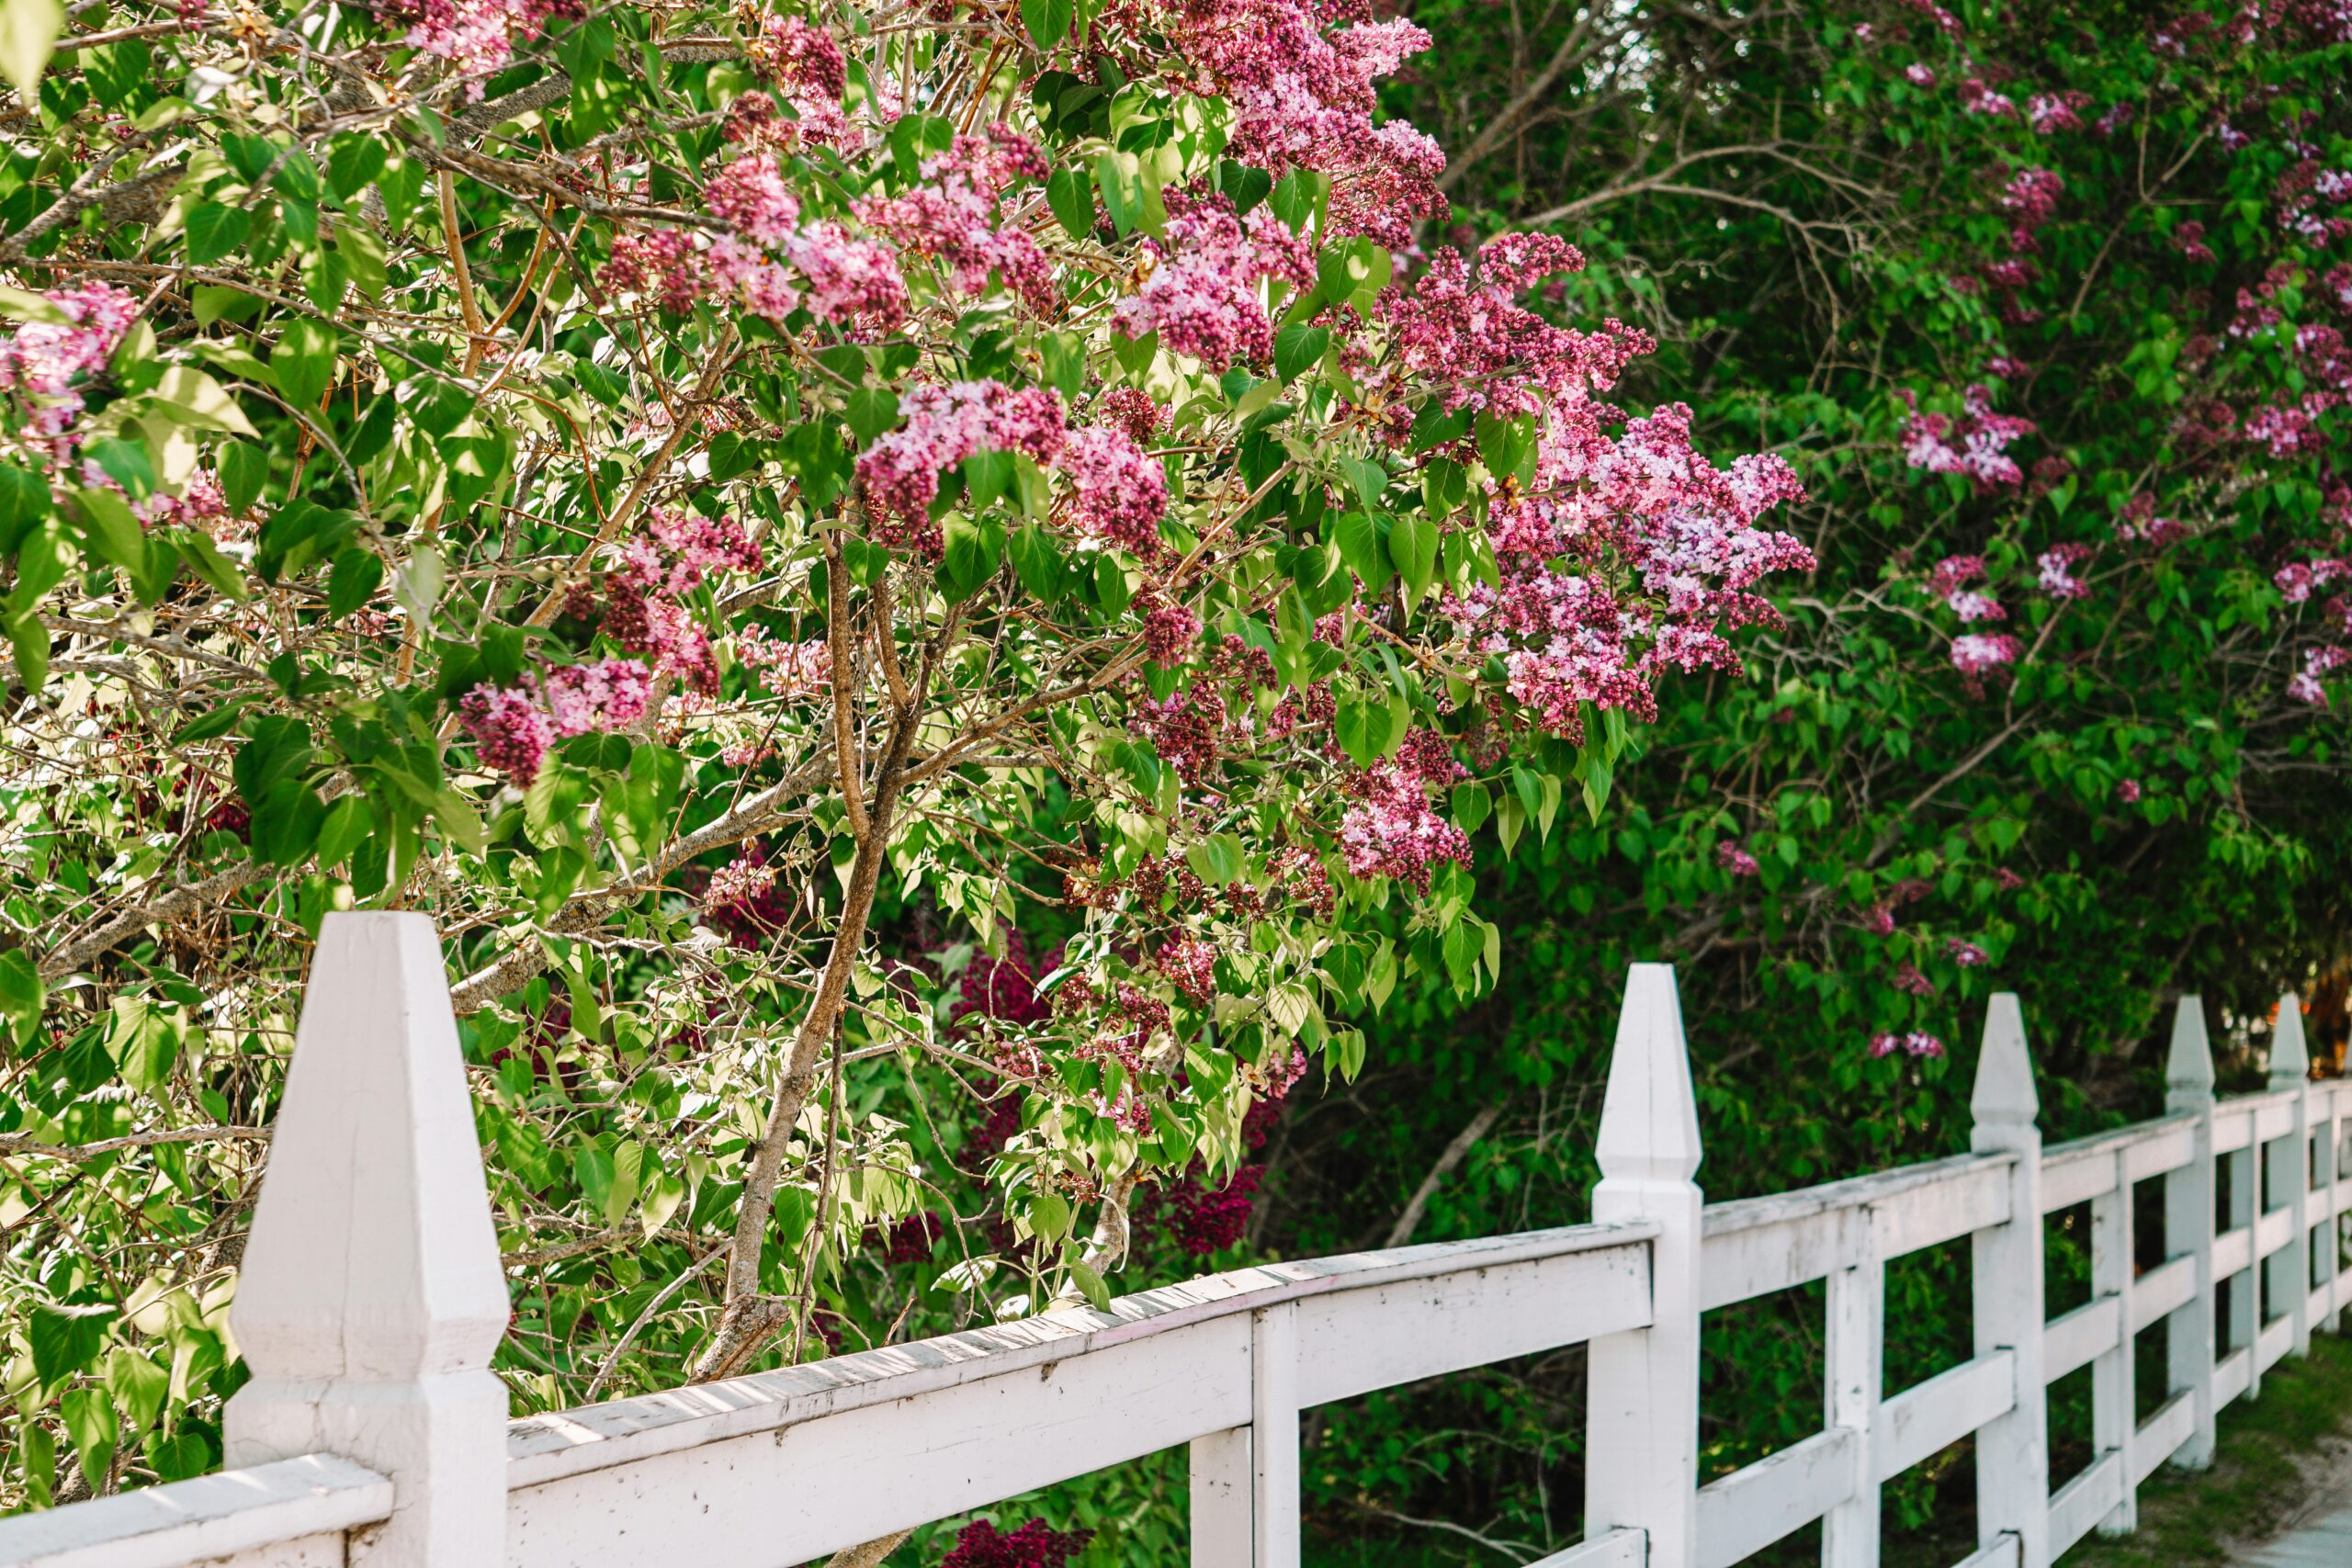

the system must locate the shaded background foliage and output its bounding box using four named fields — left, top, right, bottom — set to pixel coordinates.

left=1253, top=0, right=2352, bottom=1559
